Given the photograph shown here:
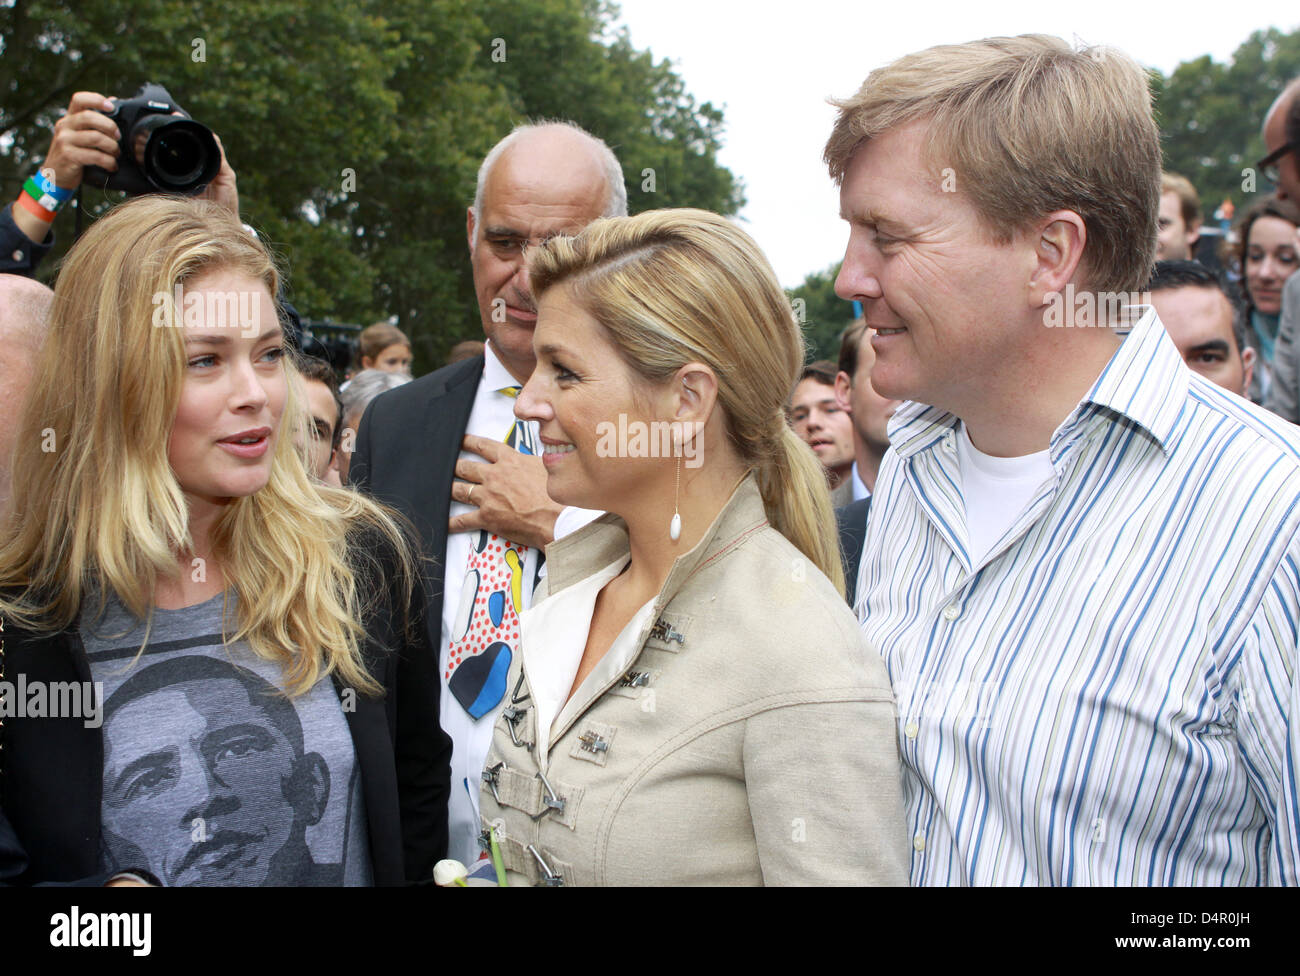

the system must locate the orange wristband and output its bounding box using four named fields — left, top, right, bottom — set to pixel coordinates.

left=15, top=191, right=56, bottom=224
